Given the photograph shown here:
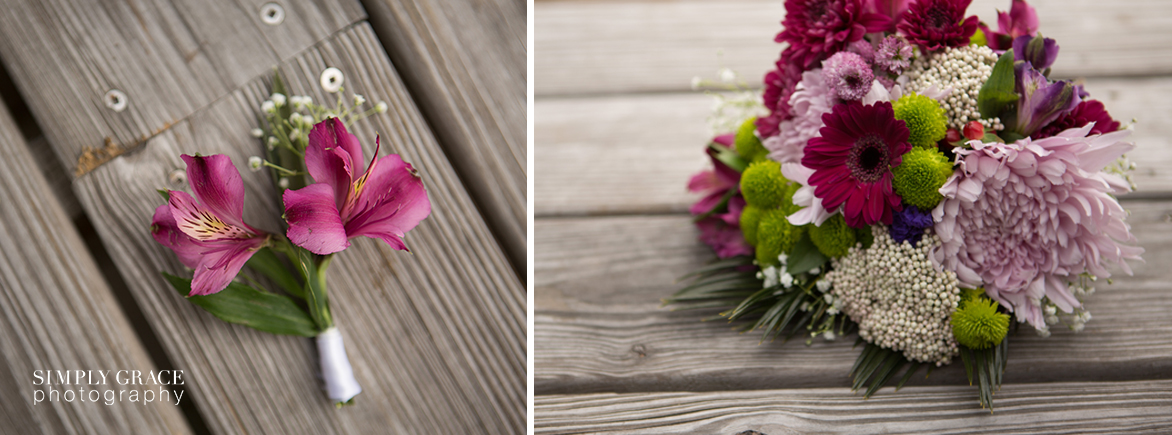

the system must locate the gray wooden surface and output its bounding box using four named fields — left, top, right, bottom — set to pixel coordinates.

left=535, top=0, right=1172, bottom=431
left=0, top=0, right=525, bottom=433
left=0, top=86, right=191, bottom=435
left=363, top=0, right=528, bottom=273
